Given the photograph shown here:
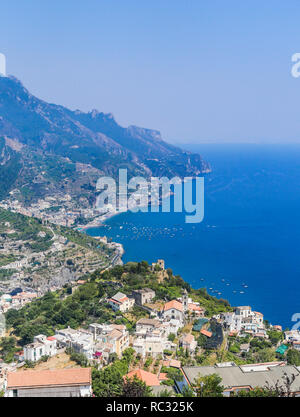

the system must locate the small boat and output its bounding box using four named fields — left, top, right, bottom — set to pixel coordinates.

left=240, top=291, right=245, bottom=294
